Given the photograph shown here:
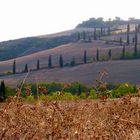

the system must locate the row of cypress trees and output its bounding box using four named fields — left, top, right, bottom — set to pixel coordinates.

left=78, top=27, right=111, bottom=41
left=12, top=48, right=109, bottom=74
left=12, top=54, right=64, bottom=74
left=12, top=44, right=140, bottom=75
